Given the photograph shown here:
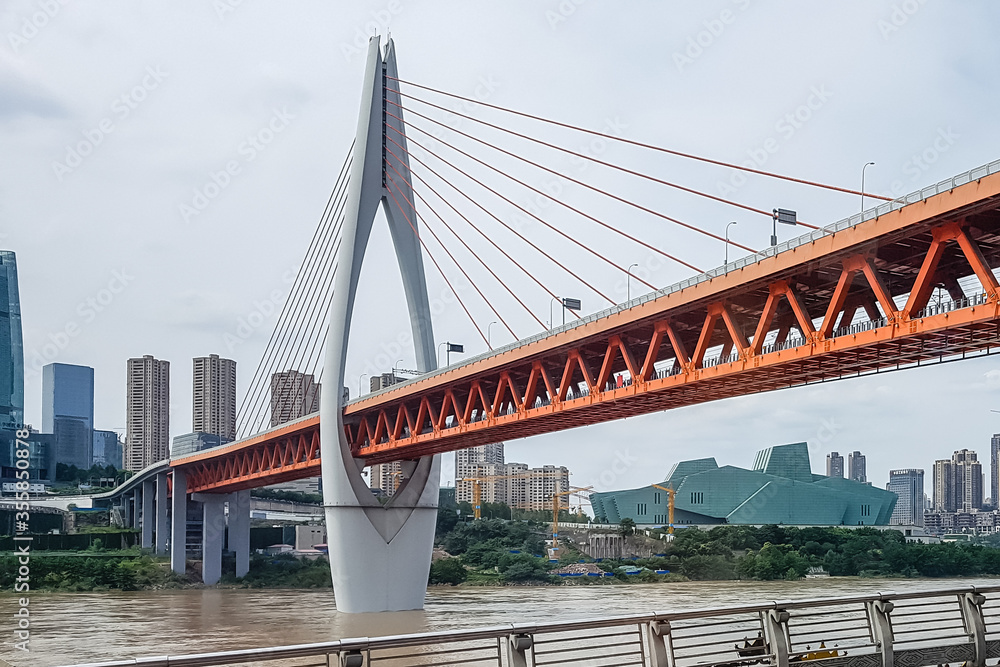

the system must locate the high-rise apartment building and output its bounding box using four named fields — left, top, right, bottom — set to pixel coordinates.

left=42, top=363, right=94, bottom=470
left=192, top=354, right=237, bottom=440
left=125, top=355, right=170, bottom=471
left=933, top=458, right=955, bottom=511
left=826, top=451, right=844, bottom=478
left=455, top=443, right=505, bottom=503
left=848, top=451, right=867, bottom=483
left=269, top=371, right=321, bottom=427
left=370, top=461, right=403, bottom=496
left=887, top=469, right=925, bottom=526
left=933, top=449, right=984, bottom=512
left=954, top=449, right=984, bottom=512
left=522, top=465, right=571, bottom=511
left=0, top=251, right=23, bottom=430
left=992, top=434, right=1000, bottom=507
